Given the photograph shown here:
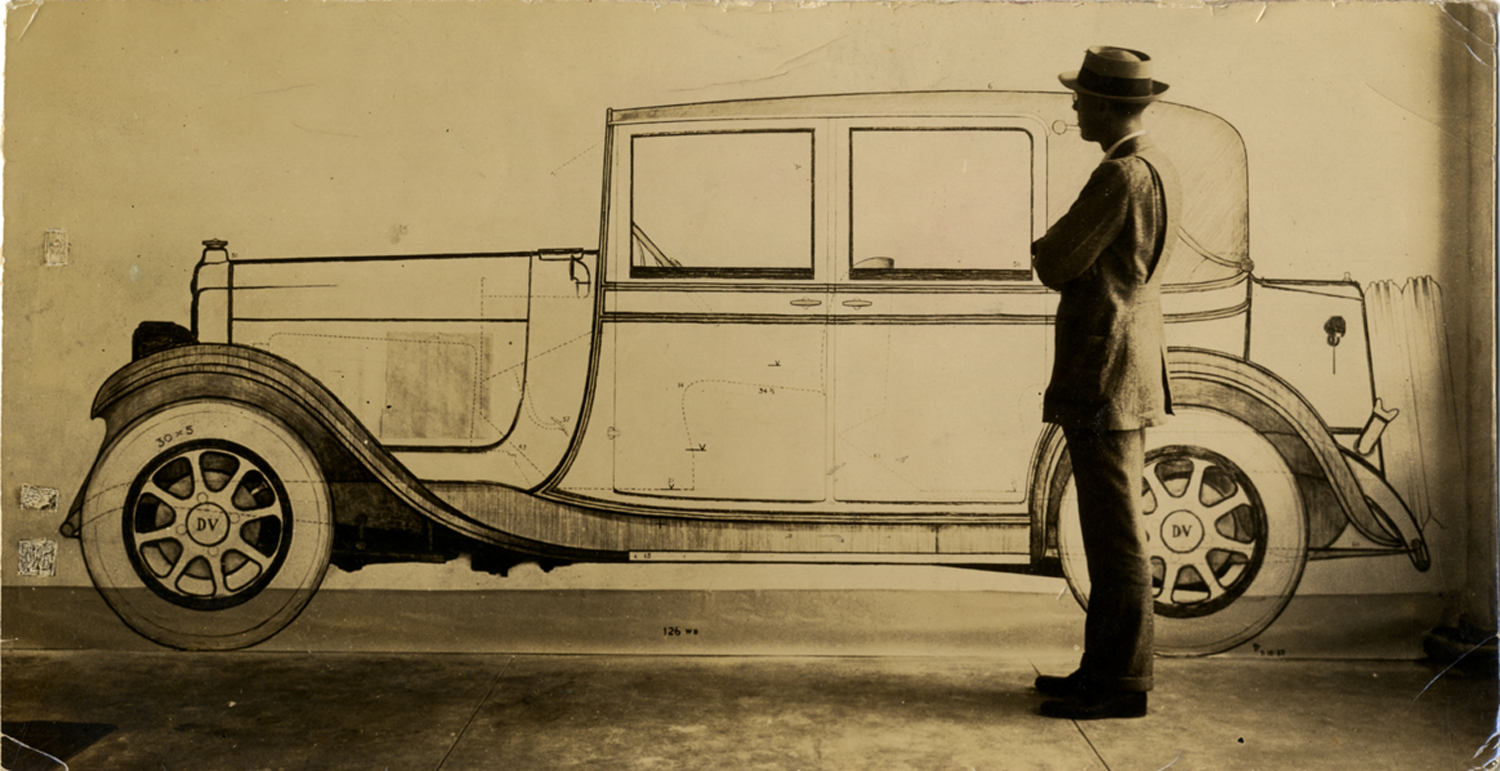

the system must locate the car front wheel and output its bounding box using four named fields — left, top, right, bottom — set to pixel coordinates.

left=79, top=400, right=332, bottom=650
